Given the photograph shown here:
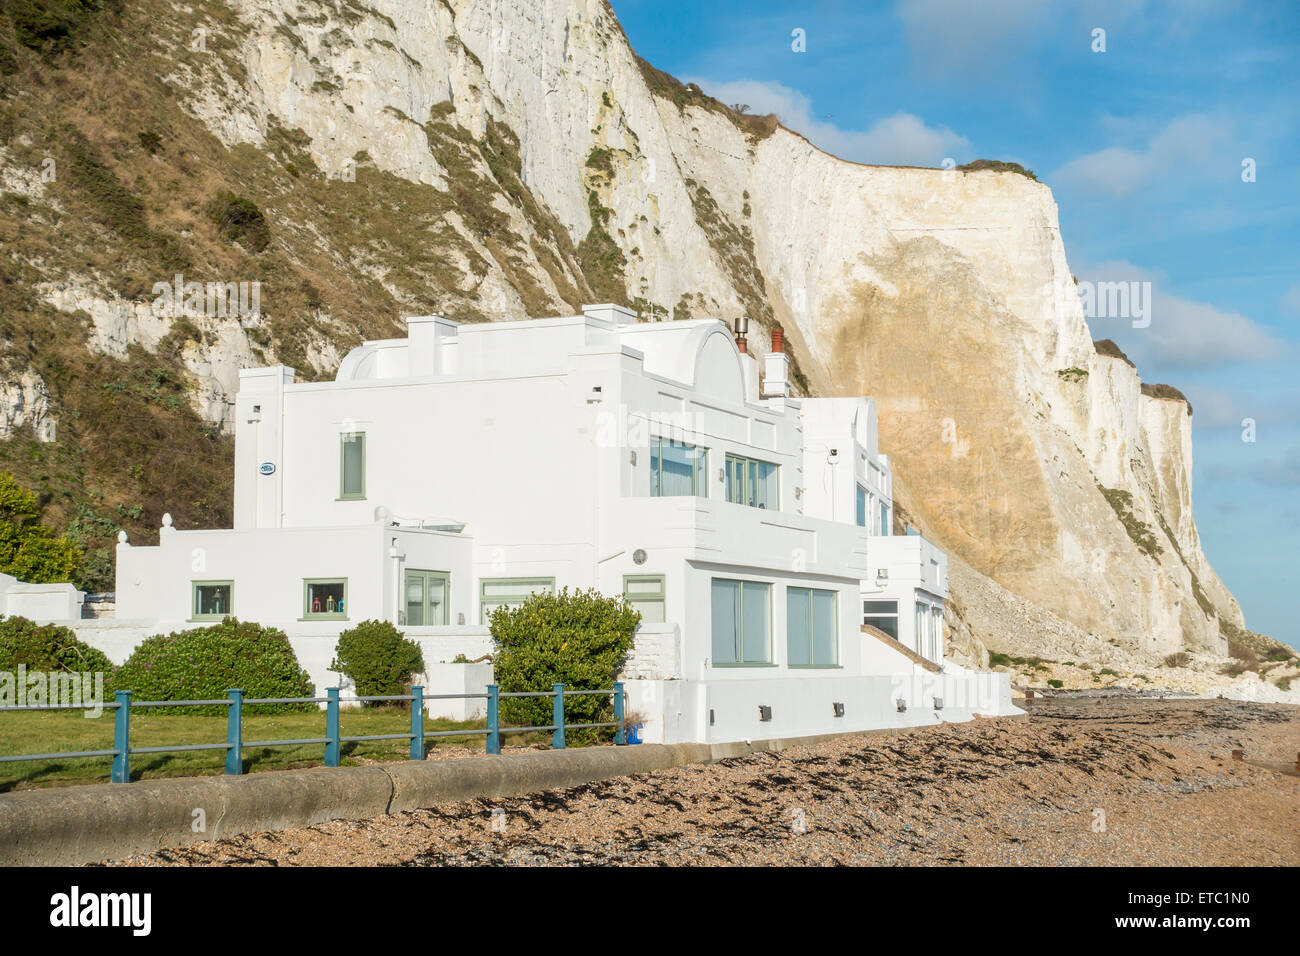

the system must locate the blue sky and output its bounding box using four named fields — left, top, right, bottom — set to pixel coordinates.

left=610, top=0, right=1300, bottom=647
